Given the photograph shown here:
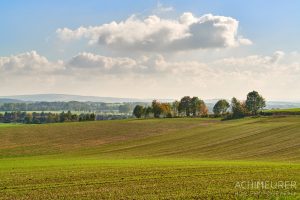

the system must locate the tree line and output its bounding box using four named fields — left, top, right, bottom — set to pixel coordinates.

left=0, top=101, right=138, bottom=113
left=133, top=96, right=208, bottom=118
left=0, top=111, right=96, bottom=124
left=133, top=91, right=266, bottom=119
